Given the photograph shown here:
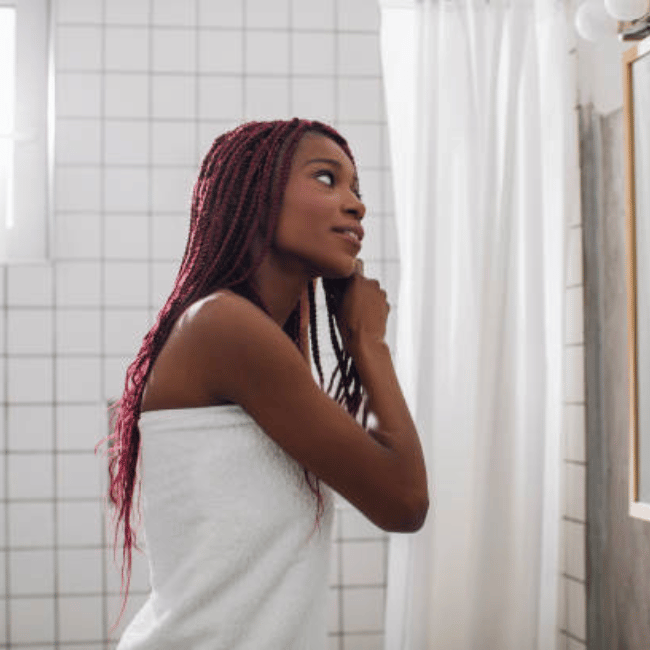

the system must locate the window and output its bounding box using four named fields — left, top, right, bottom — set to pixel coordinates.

left=0, top=0, right=52, bottom=263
